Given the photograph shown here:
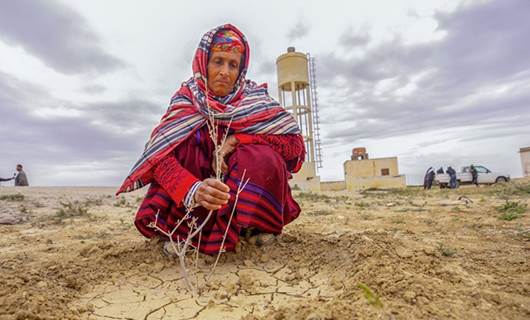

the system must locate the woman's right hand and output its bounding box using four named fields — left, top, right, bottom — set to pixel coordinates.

left=193, top=178, right=230, bottom=211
